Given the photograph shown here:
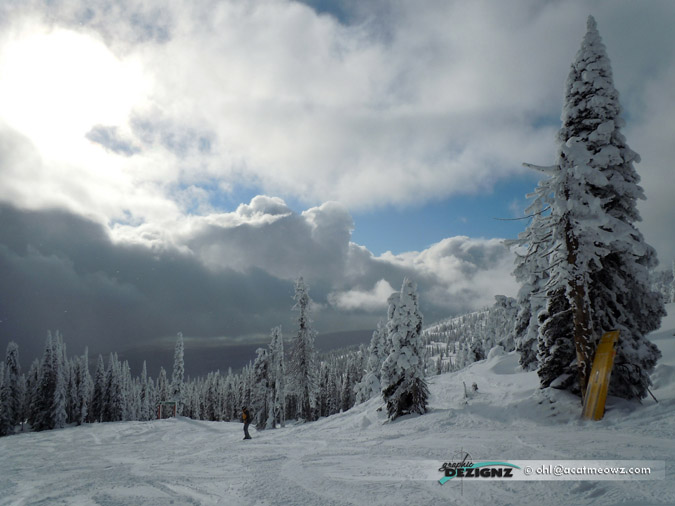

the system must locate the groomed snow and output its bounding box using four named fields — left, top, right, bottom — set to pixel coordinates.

left=2, top=305, right=674, bottom=505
